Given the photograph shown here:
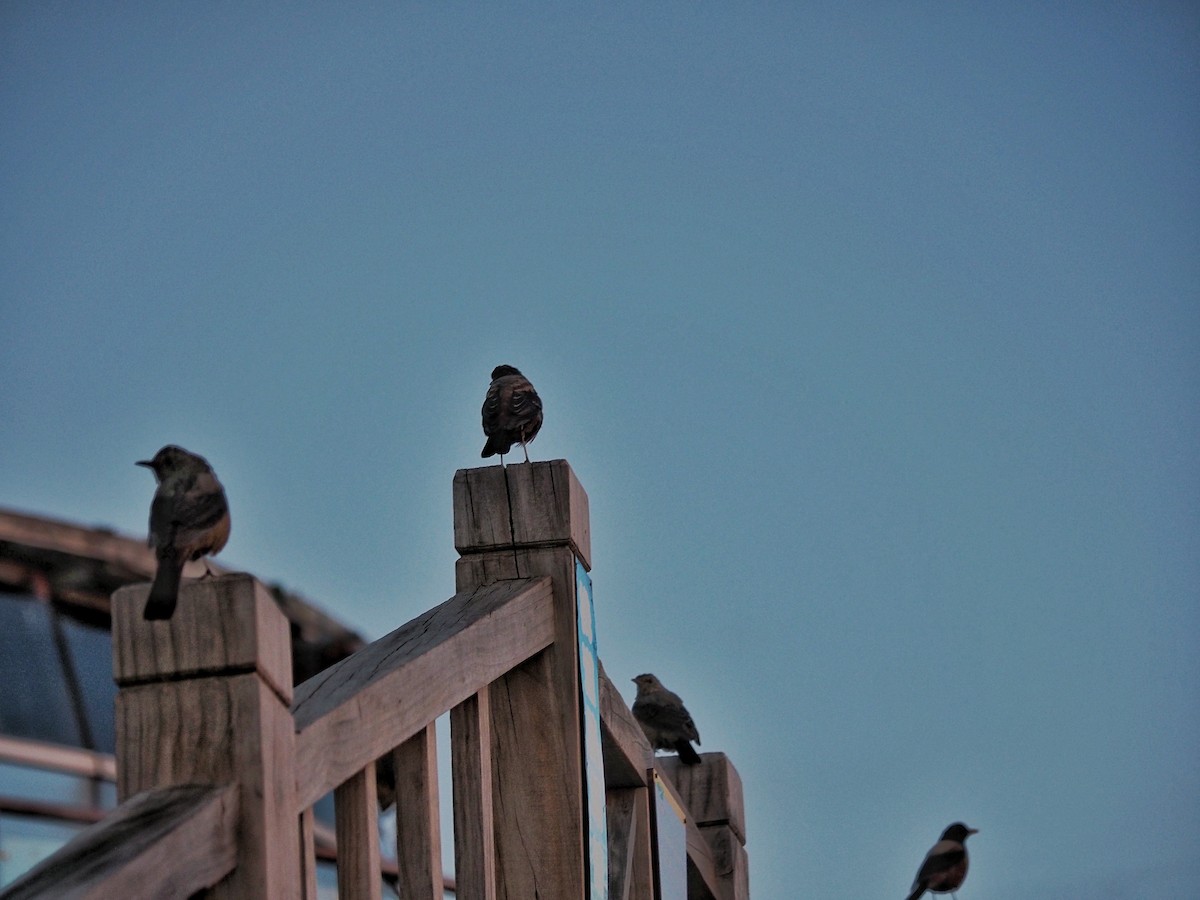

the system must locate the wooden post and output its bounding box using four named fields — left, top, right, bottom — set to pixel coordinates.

left=451, top=689, right=497, bottom=900
left=453, top=460, right=592, bottom=900
left=658, top=755, right=749, bottom=900
left=393, top=725, right=444, bottom=900
left=111, top=574, right=301, bottom=899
